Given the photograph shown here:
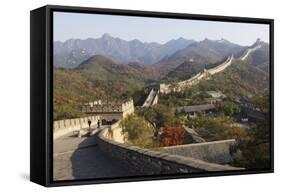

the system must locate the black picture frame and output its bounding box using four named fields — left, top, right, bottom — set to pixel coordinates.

left=30, top=4, right=274, bottom=187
